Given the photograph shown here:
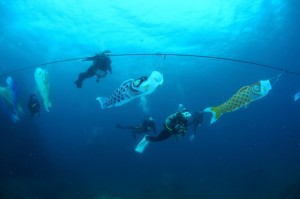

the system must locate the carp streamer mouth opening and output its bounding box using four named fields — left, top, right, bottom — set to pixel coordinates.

left=1, top=53, right=300, bottom=77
